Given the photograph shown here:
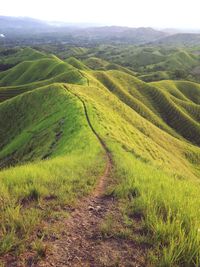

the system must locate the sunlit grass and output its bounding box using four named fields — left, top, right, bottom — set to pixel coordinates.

left=112, top=146, right=200, bottom=265
left=0, top=152, right=104, bottom=255
left=73, top=80, right=200, bottom=266
left=0, top=83, right=105, bottom=257
left=0, top=50, right=200, bottom=266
